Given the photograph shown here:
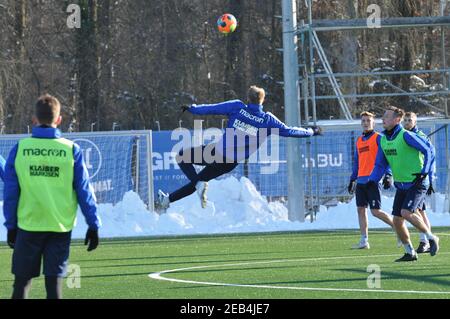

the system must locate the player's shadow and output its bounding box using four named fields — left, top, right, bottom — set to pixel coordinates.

left=73, top=264, right=300, bottom=281
left=77, top=256, right=299, bottom=270
left=166, top=264, right=299, bottom=275
left=72, top=251, right=292, bottom=263
left=79, top=271, right=155, bottom=279
left=338, top=267, right=450, bottom=287
left=241, top=266, right=450, bottom=287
